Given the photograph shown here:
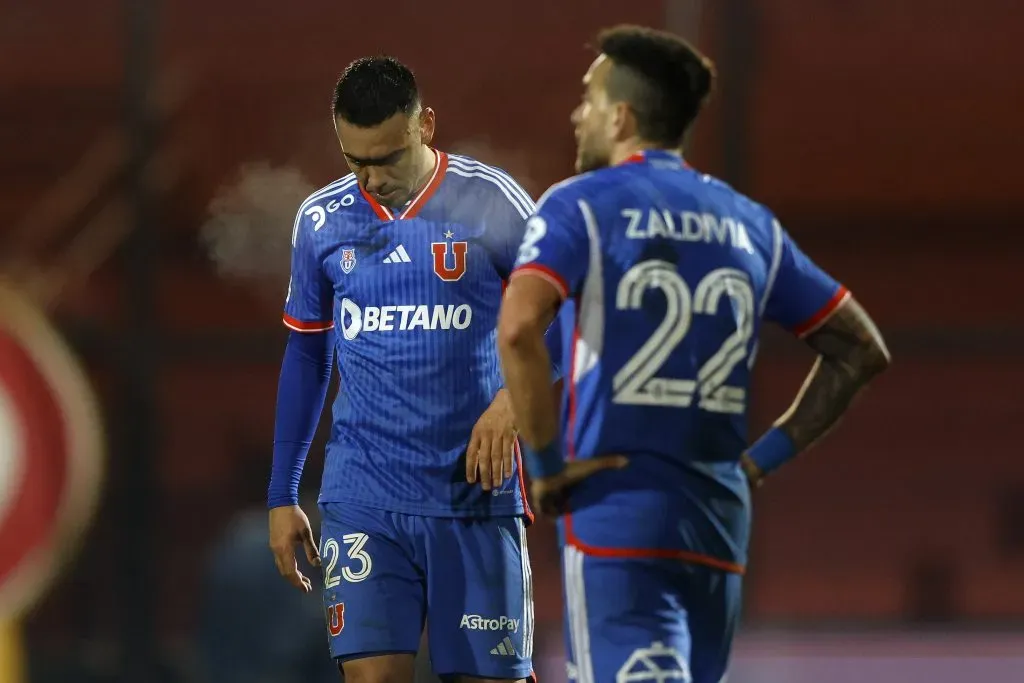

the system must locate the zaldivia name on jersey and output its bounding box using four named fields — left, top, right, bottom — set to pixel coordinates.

left=339, top=299, right=473, bottom=339
left=622, top=208, right=755, bottom=254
